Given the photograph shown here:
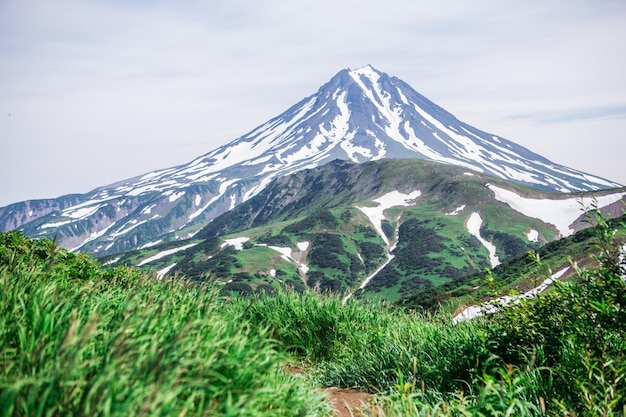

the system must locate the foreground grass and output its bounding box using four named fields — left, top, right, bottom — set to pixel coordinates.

left=0, top=234, right=330, bottom=417
left=1, top=207, right=625, bottom=416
